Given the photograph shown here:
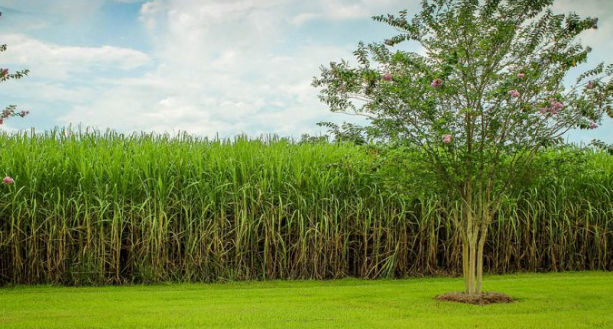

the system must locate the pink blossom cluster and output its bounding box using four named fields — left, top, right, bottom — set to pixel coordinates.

left=538, top=100, right=564, bottom=115
left=2, top=176, right=14, bottom=184
left=508, top=90, right=520, bottom=98
left=549, top=101, right=564, bottom=114
left=517, top=73, right=525, bottom=78
left=0, top=68, right=8, bottom=77
left=382, top=73, right=392, bottom=81
left=431, top=78, right=443, bottom=88
left=0, top=108, right=29, bottom=124
left=587, top=81, right=594, bottom=89
left=442, top=134, right=452, bottom=143
left=589, top=122, right=598, bottom=129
